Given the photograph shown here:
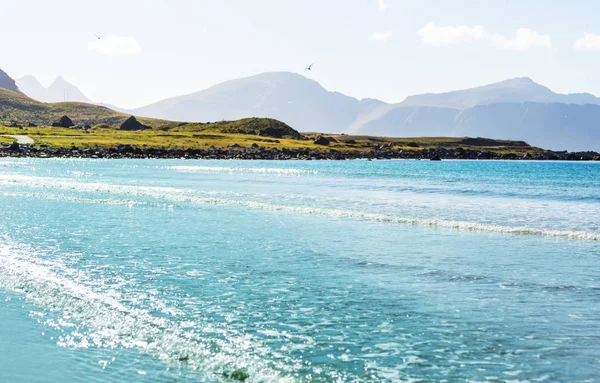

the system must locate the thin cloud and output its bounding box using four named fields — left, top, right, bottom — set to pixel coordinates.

left=378, top=0, right=387, bottom=11
left=418, top=22, right=551, bottom=51
left=371, top=31, right=392, bottom=42
left=88, top=35, right=142, bottom=56
left=574, top=33, right=600, bottom=51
